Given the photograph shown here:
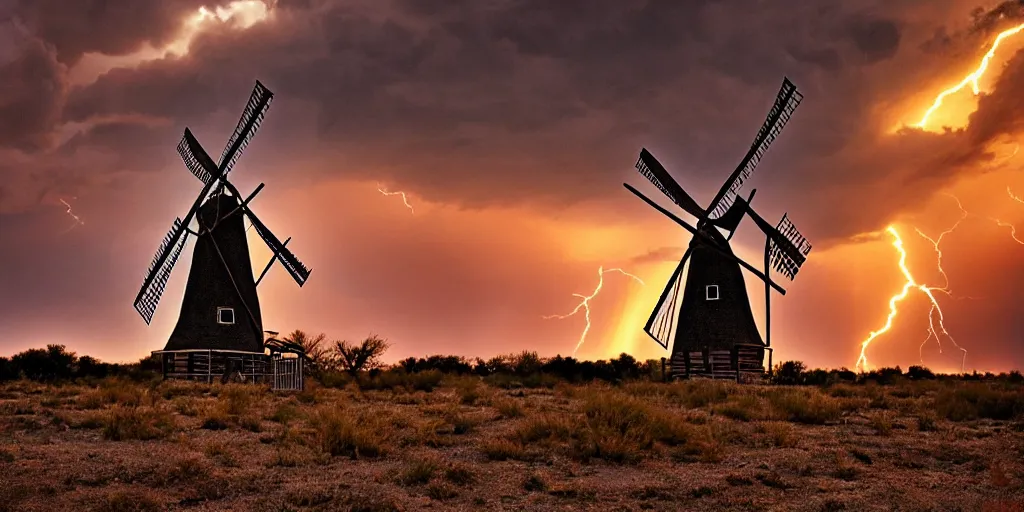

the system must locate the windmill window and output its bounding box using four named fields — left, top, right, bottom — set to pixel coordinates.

left=706, top=285, right=720, bottom=301
left=217, top=307, right=235, bottom=325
